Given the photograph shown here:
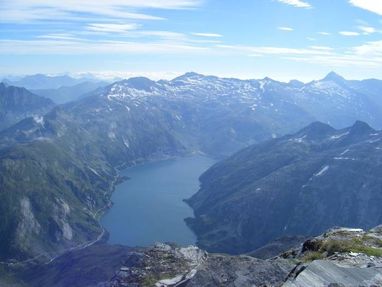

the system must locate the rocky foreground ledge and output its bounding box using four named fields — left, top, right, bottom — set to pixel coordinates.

left=282, top=226, right=382, bottom=286
left=107, top=226, right=382, bottom=287
left=101, top=226, right=382, bottom=287
left=7, top=226, right=382, bottom=287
